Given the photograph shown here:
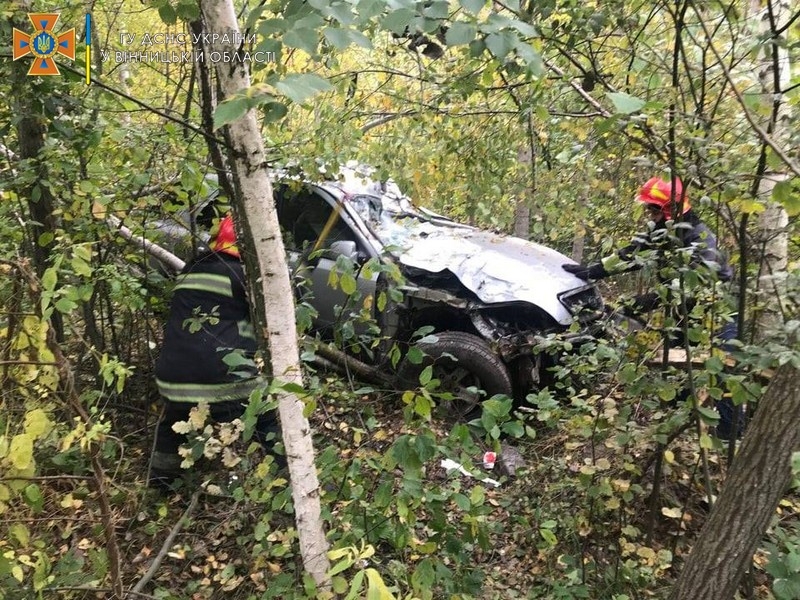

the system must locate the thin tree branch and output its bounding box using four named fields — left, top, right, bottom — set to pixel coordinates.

left=688, top=1, right=800, bottom=178
left=130, top=491, right=200, bottom=595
